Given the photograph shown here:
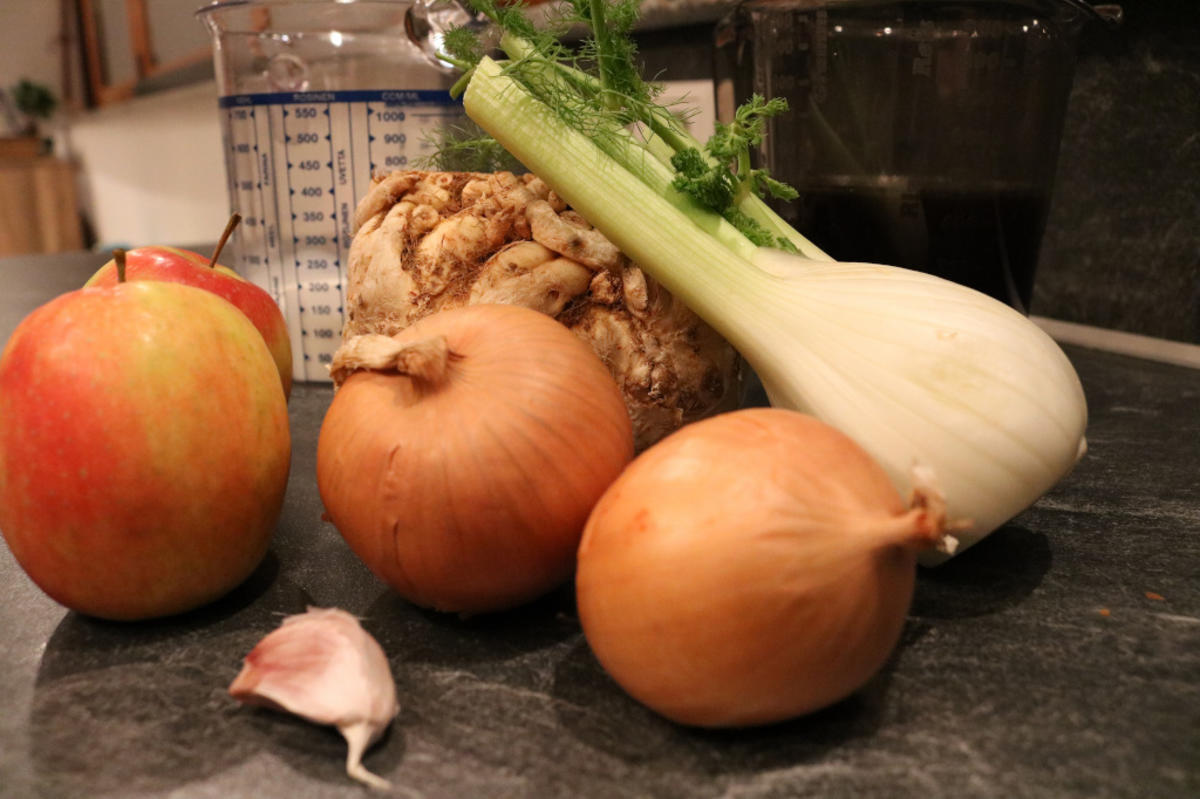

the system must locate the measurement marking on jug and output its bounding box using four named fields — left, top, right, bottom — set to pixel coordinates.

left=324, top=99, right=346, bottom=343
left=284, top=101, right=342, bottom=369
left=347, top=103, right=358, bottom=213
left=251, top=109, right=275, bottom=302
left=263, top=106, right=283, bottom=311
left=283, top=104, right=314, bottom=368
left=333, top=103, right=357, bottom=324
left=368, top=104, right=414, bottom=174
left=218, top=90, right=464, bottom=382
